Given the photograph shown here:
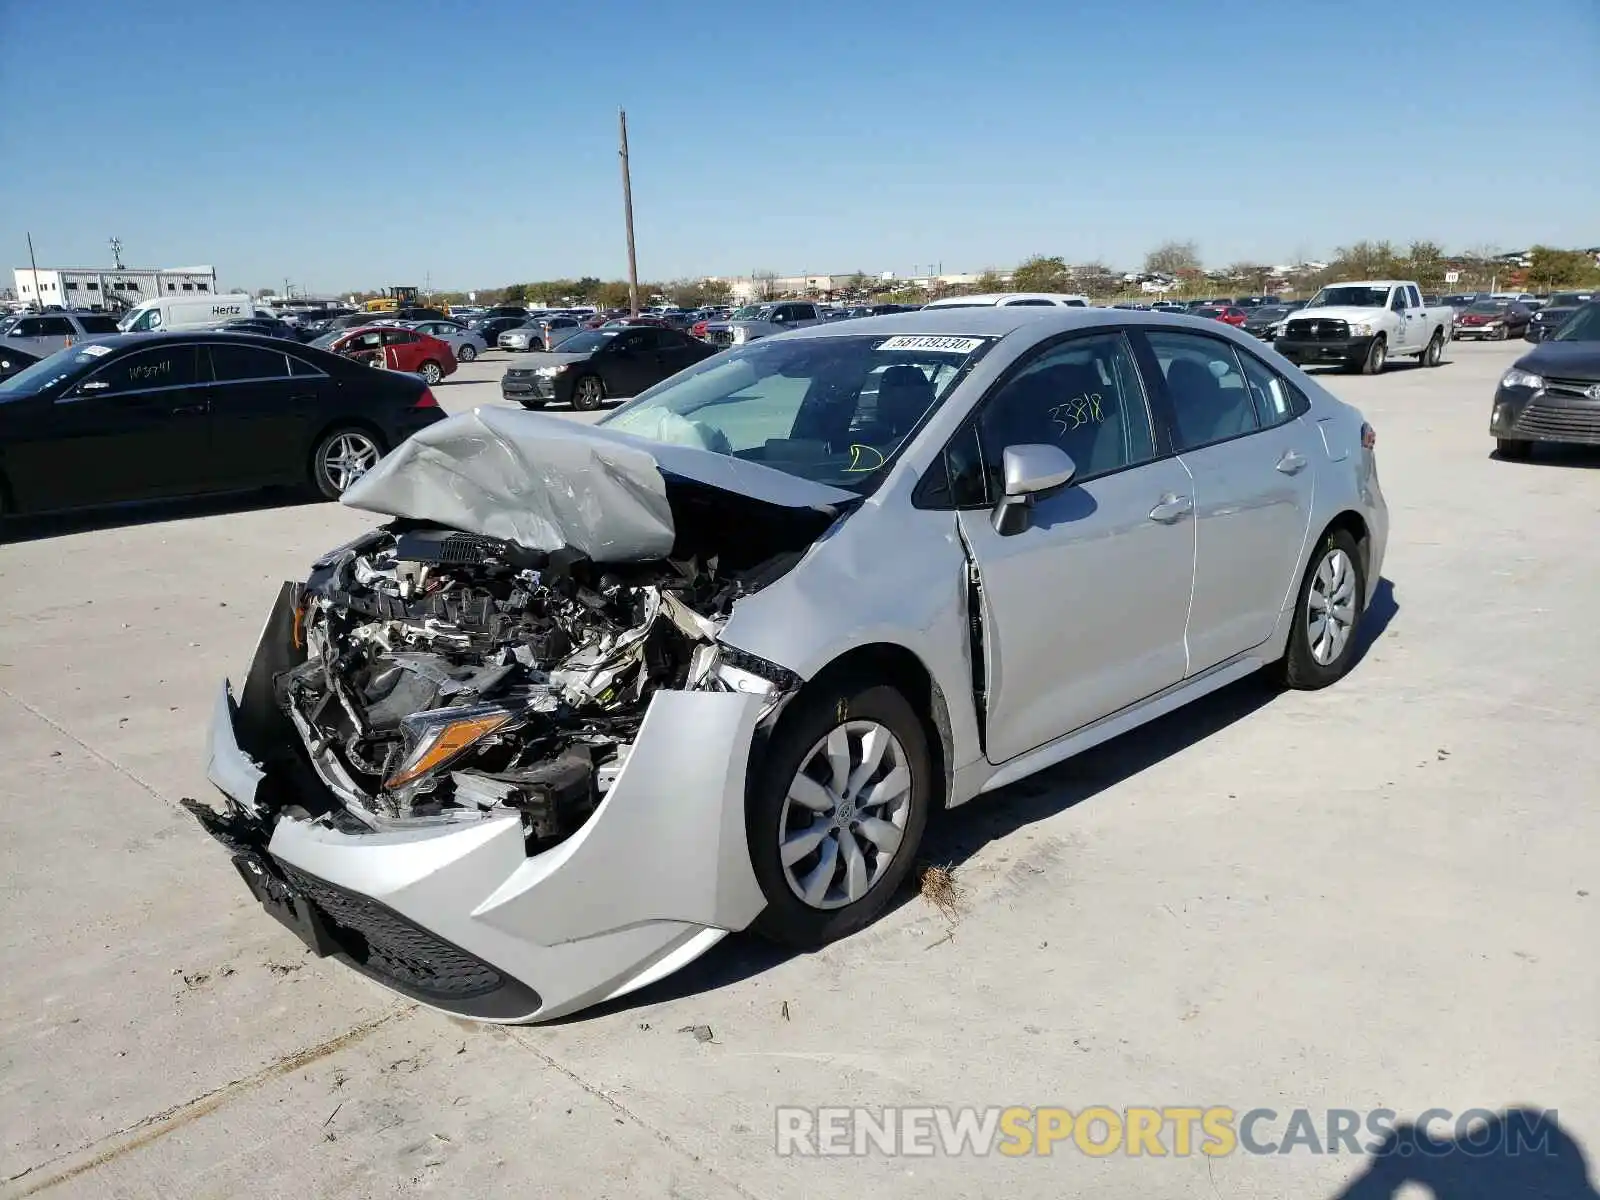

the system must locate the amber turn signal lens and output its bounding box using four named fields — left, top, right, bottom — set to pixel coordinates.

left=384, top=711, right=512, bottom=789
